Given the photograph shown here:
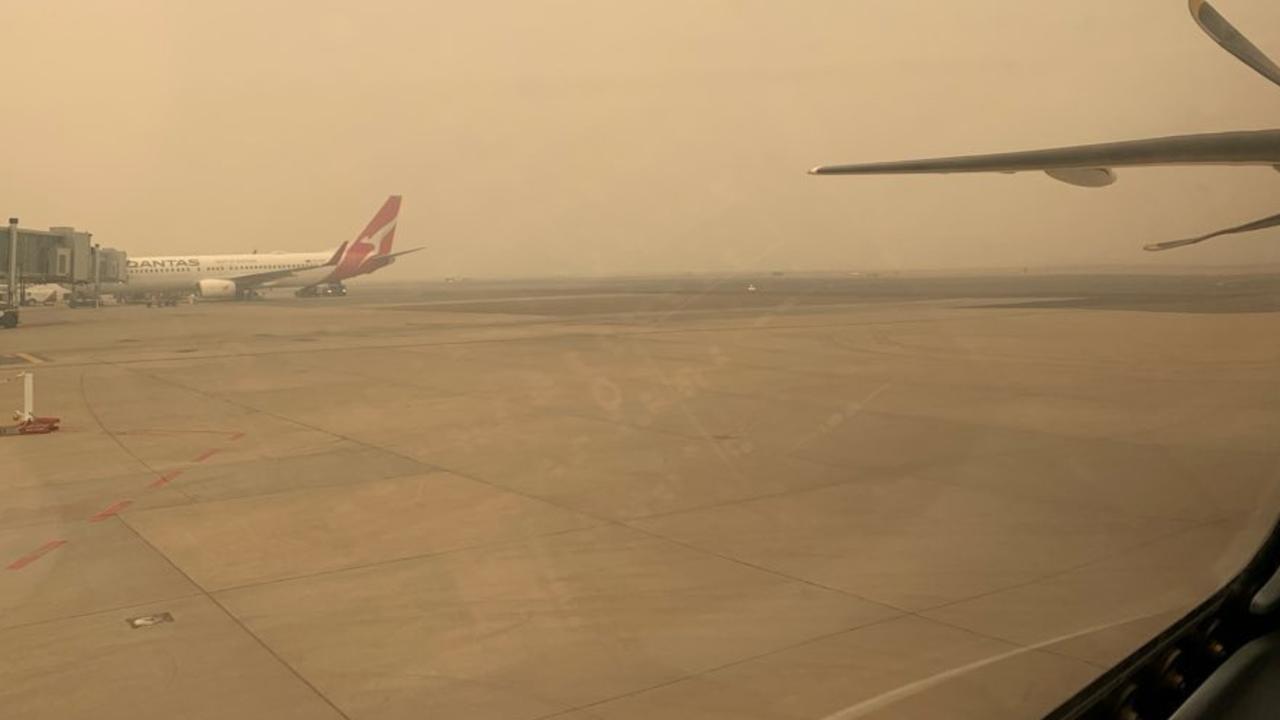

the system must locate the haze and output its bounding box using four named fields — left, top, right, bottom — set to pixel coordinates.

left=2, top=0, right=1278, bottom=278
